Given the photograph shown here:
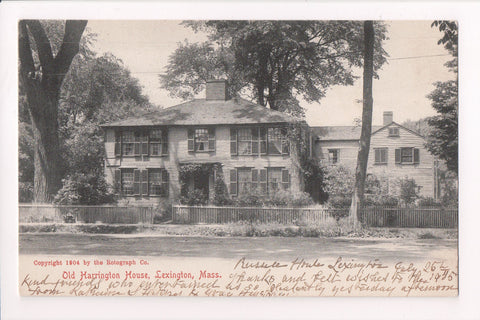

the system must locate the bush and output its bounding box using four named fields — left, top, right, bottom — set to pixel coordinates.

left=399, top=177, right=421, bottom=205
left=264, top=190, right=314, bottom=207
left=54, top=173, right=115, bottom=205
left=233, top=188, right=265, bottom=207
left=328, top=195, right=351, bottom=209
left=179, top=188, right=208, bottom=206
left=364, top=194, right=399, bottom=207
left=153, top=198, right=175, bottom=223
left=19, top=181, right=33, bottom=203
left=418, top=197, right=442, bottom=208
